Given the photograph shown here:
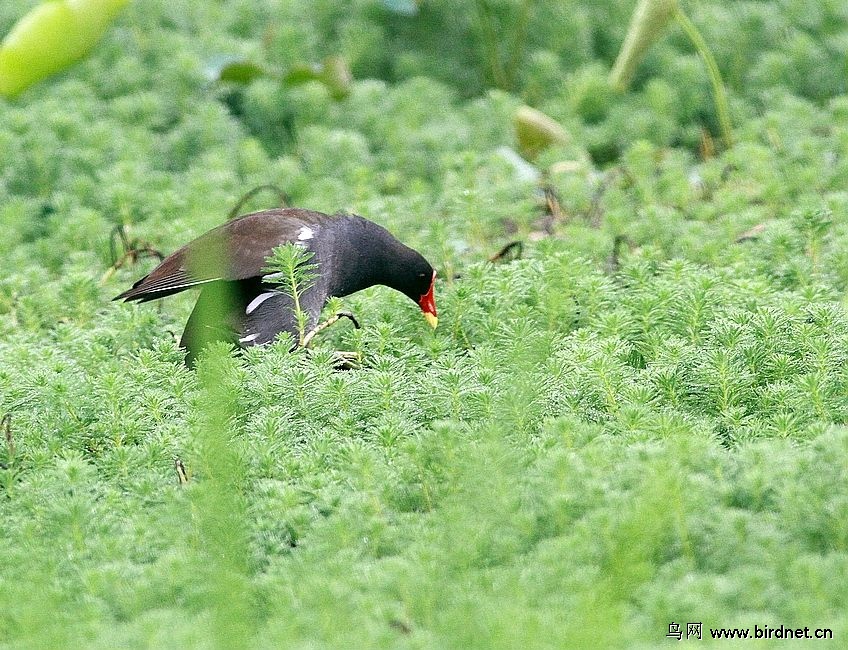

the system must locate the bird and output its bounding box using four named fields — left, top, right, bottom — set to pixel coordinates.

left=114, top=208, right=438, bottom=365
